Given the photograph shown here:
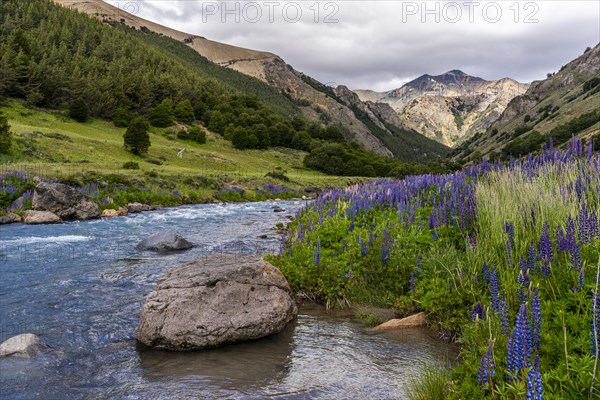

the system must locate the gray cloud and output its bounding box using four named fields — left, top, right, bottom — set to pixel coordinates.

left=108, top=1, right=600, bottom=91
